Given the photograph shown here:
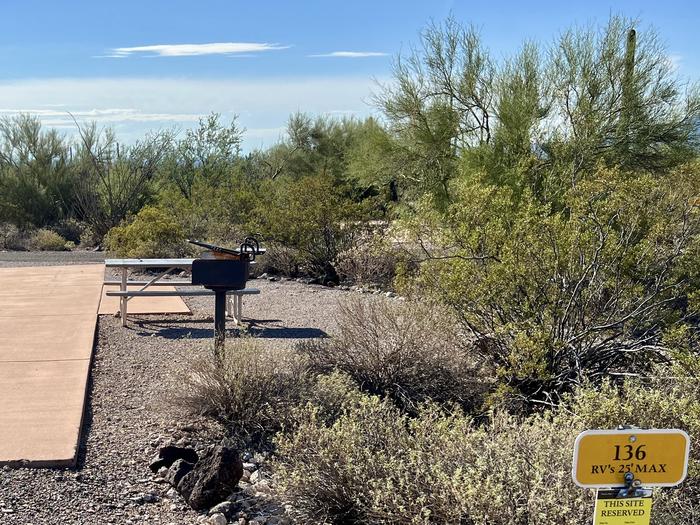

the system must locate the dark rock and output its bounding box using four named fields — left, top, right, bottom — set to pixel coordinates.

left=177, top=445, right=244, bottom=510
left=149, top=445, right=199, bottom=472
left=165, top=458, right=195, bottom=487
